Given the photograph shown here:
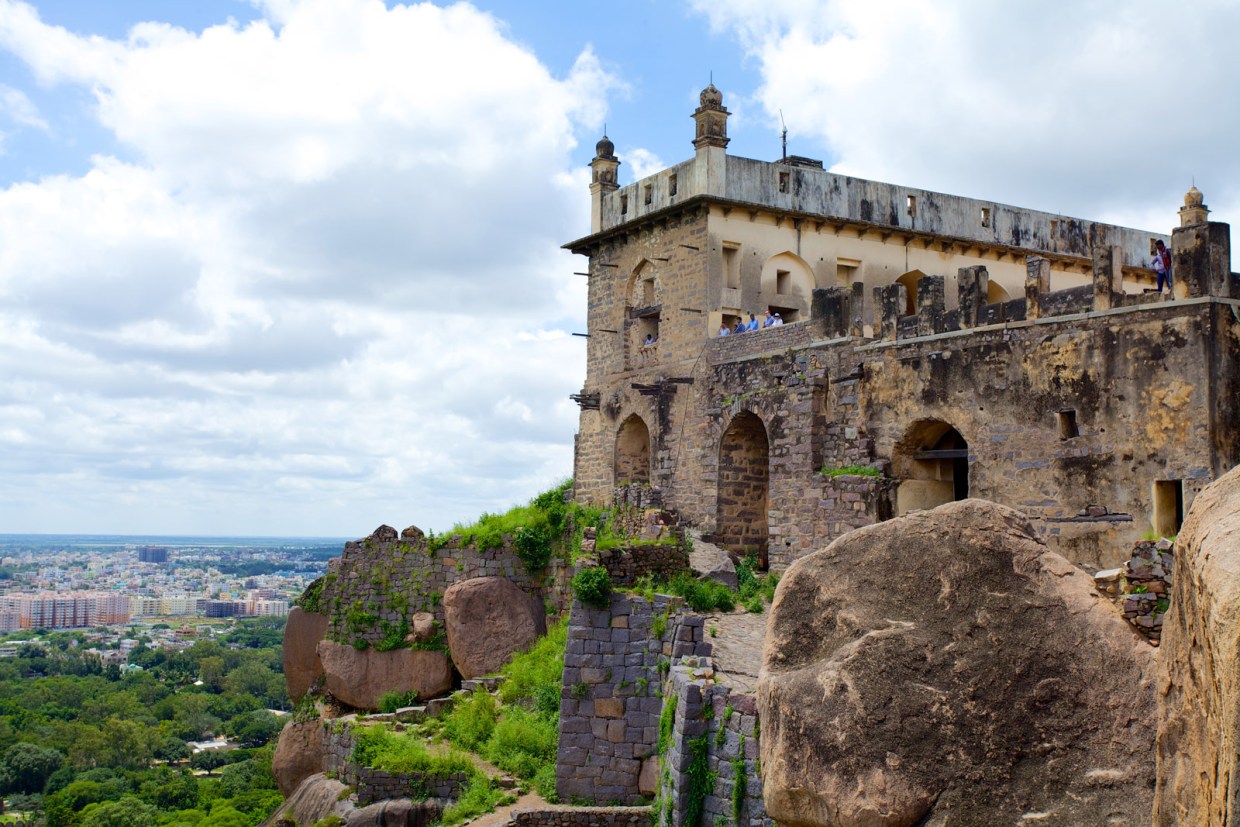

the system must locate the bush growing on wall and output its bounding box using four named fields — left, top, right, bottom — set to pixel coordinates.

left=571, top=567, right=612, bottom=607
